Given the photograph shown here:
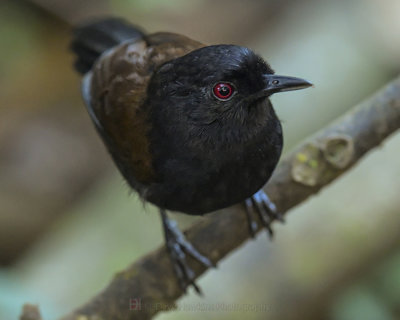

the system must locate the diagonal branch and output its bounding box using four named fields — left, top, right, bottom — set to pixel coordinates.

left=58, top=76, right=400, bottom=320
